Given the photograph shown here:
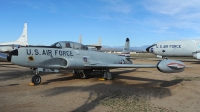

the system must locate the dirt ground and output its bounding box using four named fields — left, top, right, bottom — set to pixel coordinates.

left=0, top=58, right=200, bottom=112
